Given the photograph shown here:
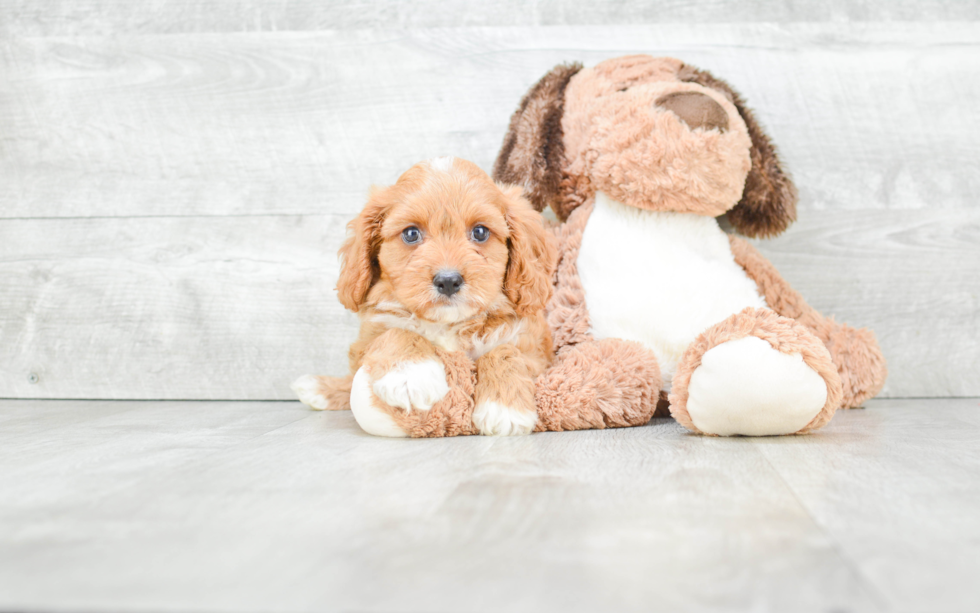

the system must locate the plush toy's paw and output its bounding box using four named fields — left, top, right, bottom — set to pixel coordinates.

left=685, top=336, right=828, bottom=436
left=472, top=401, right=537, bottom=436
left=371, top=359, right=449, bottom=413
left=291, top=374, right=331, bottom=410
